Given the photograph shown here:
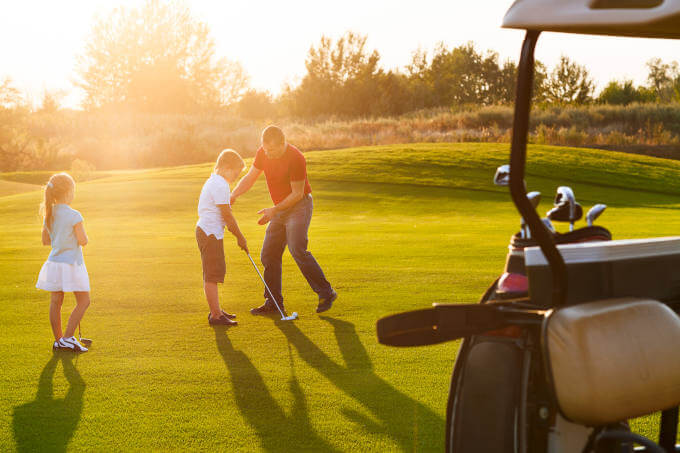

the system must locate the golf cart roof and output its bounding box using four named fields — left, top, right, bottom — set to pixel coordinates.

left=502, top=0, right=680, bottom=39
